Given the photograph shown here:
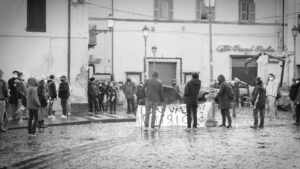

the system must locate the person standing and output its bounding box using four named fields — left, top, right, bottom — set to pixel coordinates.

left=183, top=73, right=201, bottom=131
left=266, top=73, right=279, bottom=119
left=37, top=79, right=48, bottom=128
left=231, top=77, right=240, bottom=118
left=88, top=77, right=100, bottom=115
left=47, top=75, right=57, bottom=118
left=58, top=75, right=70, bottom=118
left=214, top=74, right=232, bottom=128
left=107, top=81, right=117, bottom=114
left=98, top=83, right=106, bottom=113
left=136, top=82, right=145, bottom=105
left=171, top=79, right=181, bottom=101
left=293, top=78, right=300, bottom=125
left=0, top=69, right=8, bottom=132
left=26, top=77, right=40, bottom=136
left=289, top=78, right=299, bottom=120
left=143, top=71, right=164, bottom=131
left=8, top=71, right=19, bottom=120
left=15, top=72, right=26, bottom=120
left=250, top=77, right=266, bottom=129
left=122, top=77, right=136, bottom=114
